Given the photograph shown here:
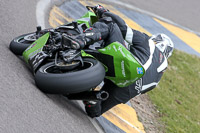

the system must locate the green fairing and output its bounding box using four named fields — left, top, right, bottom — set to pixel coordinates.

left=81, top=50, right=94, bottom=58
left=77, top=11, right=97, bottom=27
left=98, top=42, right=145, bottom=87
left=78, top=12, right=145, bottom=87
left=22, top=33, right=50, bottom=62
